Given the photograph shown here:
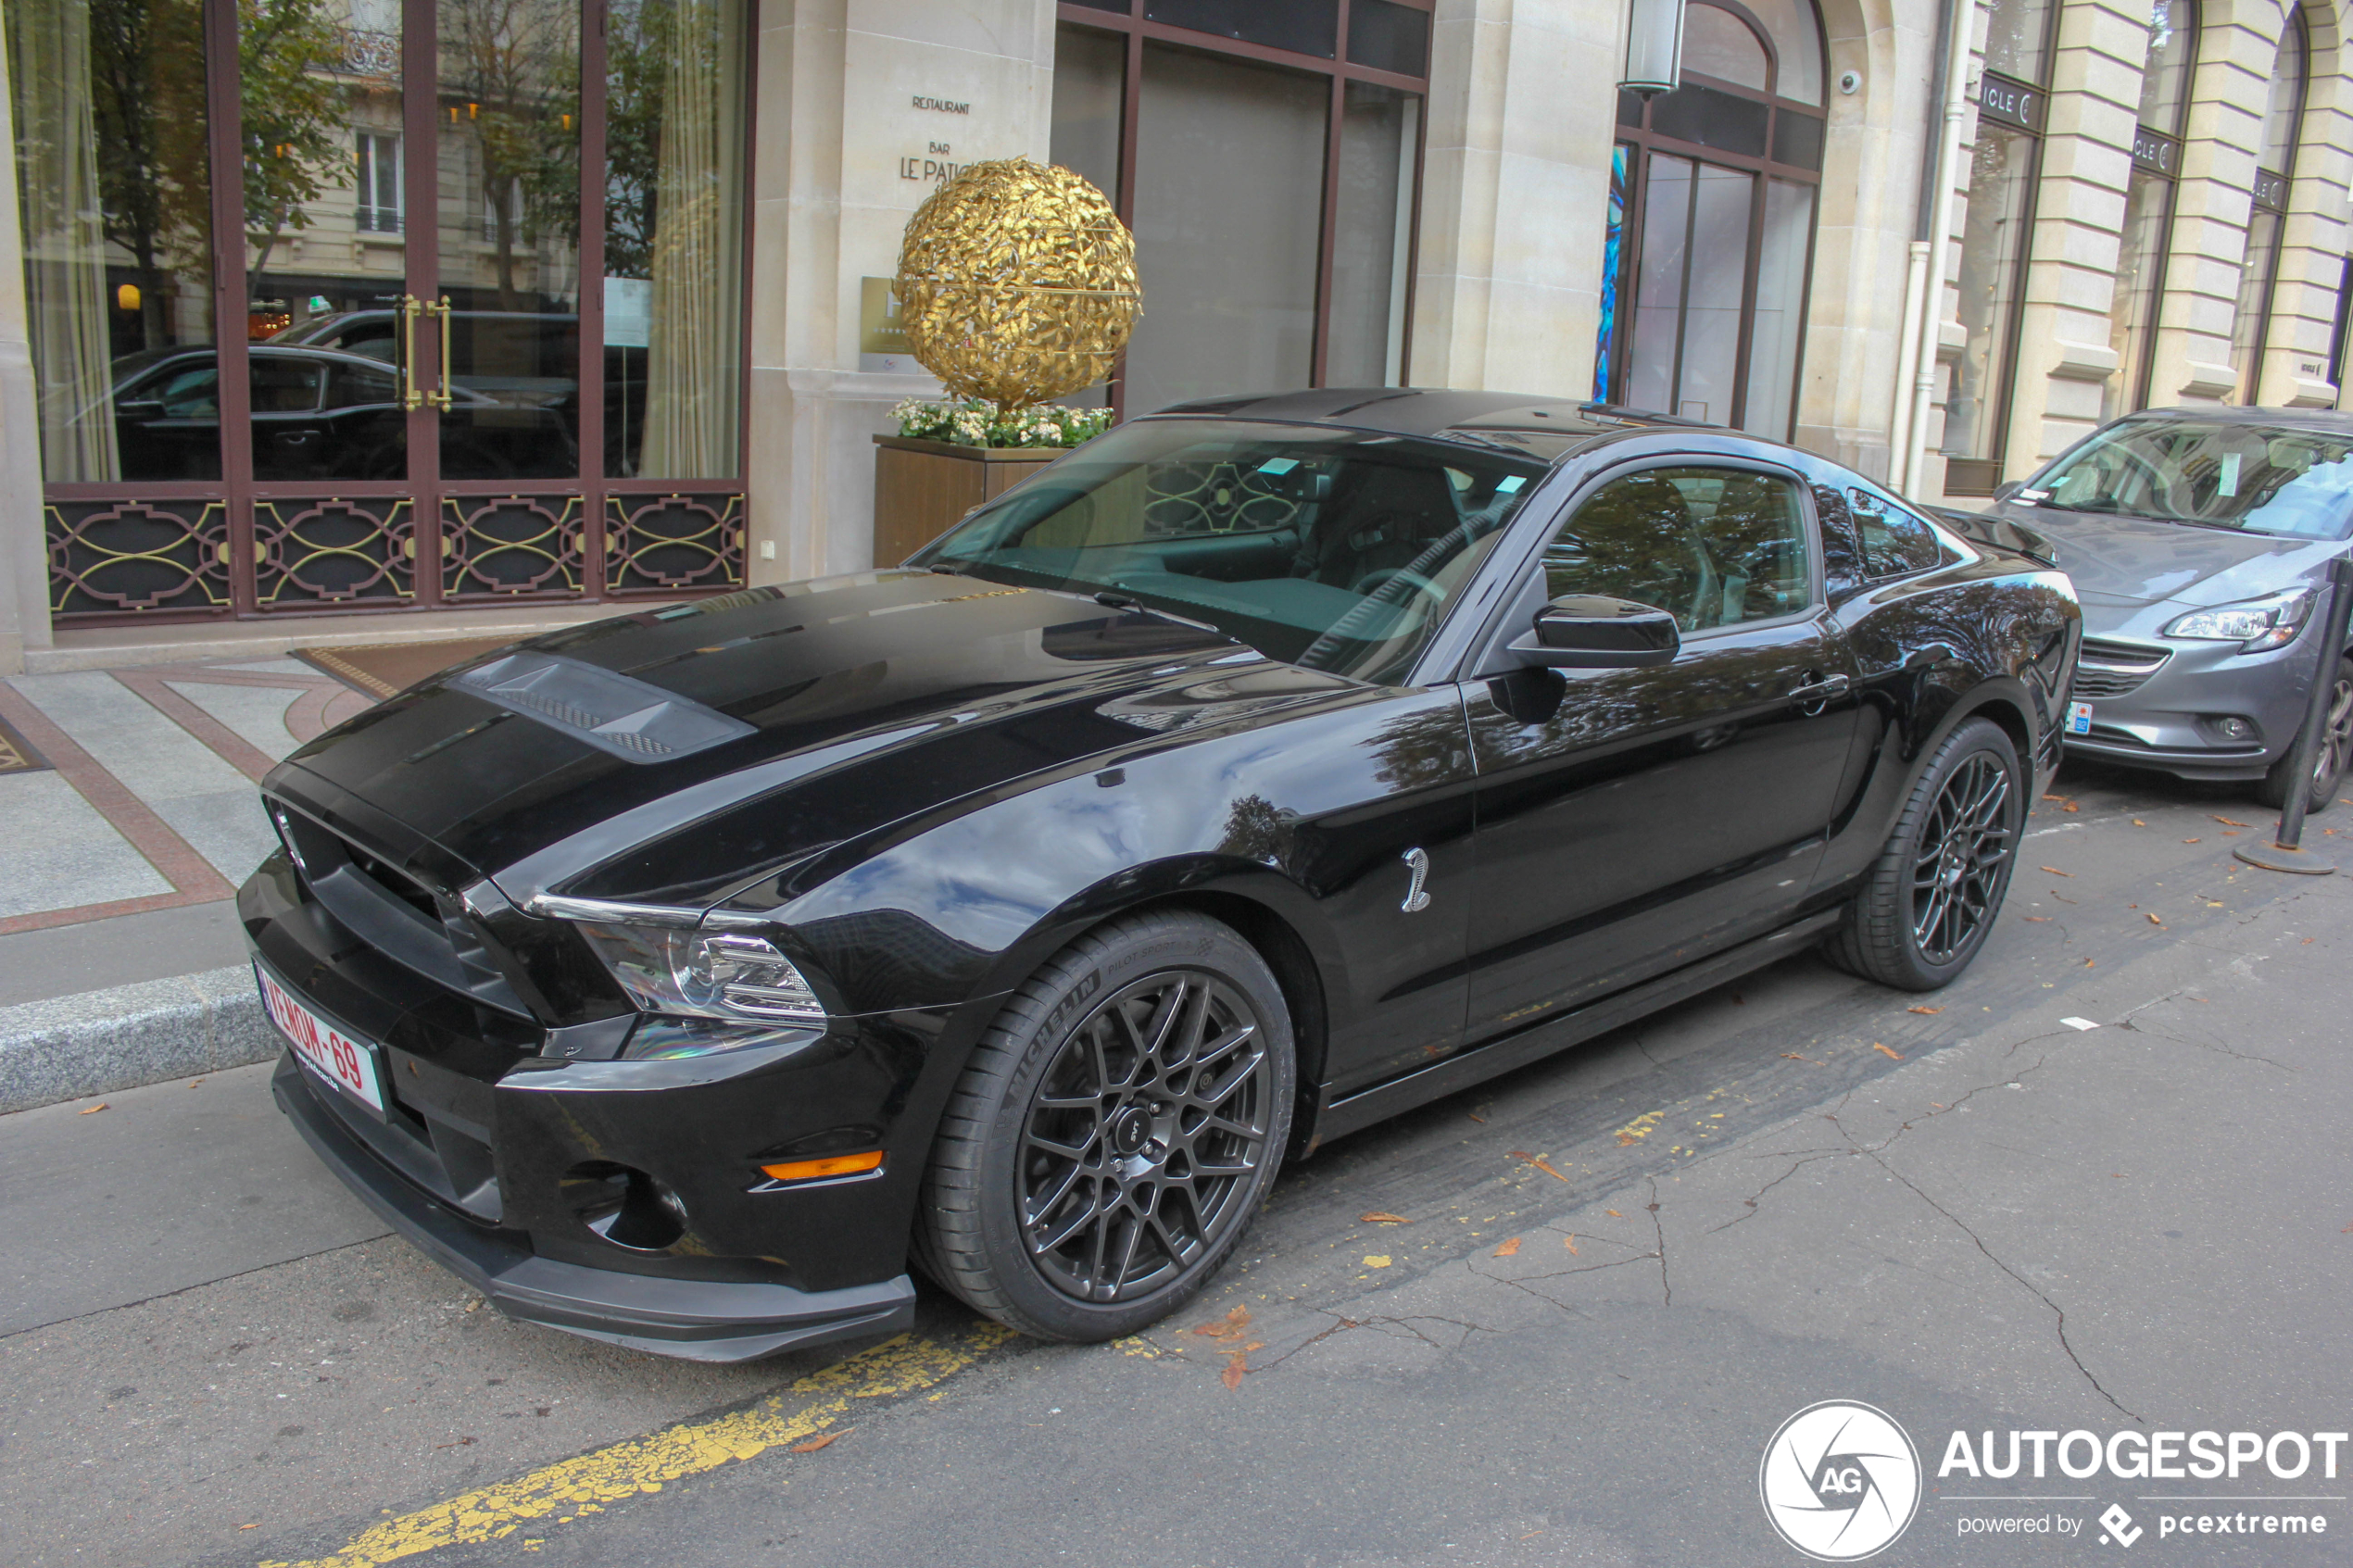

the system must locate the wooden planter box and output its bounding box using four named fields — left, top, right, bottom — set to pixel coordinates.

left=873, top=435, right=1067, bottom=567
